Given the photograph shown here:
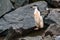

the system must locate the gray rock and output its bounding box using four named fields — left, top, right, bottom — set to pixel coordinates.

left=11, top=0, right=29, bottom=8
left=0, top=0, right=13, bottom=17
left=55, top=36, right=60, bottom=40
left=0, top=18, right=9, bottom=33
left=46, top=0, right=60, bottom=7
left=3, top=1, right=48, bottom=30
left=45, top=24, right=60, bottom=36
left=0, top=1, right=48, bottom=36
left=43, top=35, right=52, bottom=40
left=45, top=9, right=60, bottom=25
left=18, top=36, right=42, bottom=40
left=41, top=24, right=60, bottom=40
